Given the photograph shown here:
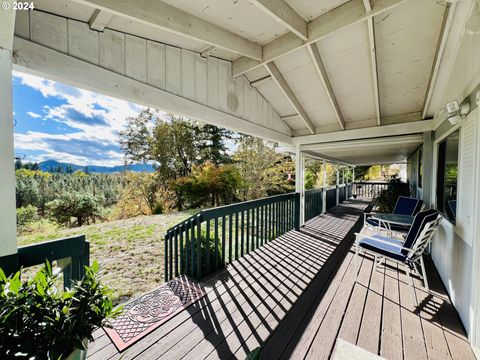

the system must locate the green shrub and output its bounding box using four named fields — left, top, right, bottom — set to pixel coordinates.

left=47, top=192, right=103, bottom=227
left=16, top=205, right=38, bottom=227
left=375, top=177, right=410, bottom=212
left=181, top=228, right=223, bottom=277
left=153, top=203, right=164, bottom=215
left=0, top=261, right=120, bottom=359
